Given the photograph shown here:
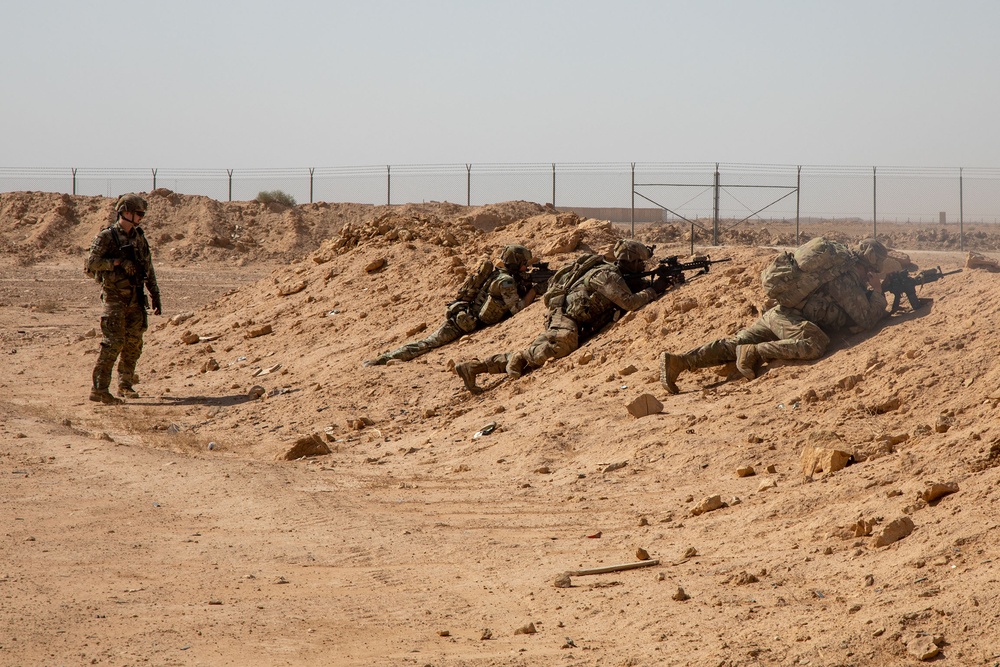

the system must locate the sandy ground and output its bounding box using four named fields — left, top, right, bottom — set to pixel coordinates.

left=2, top=195, right=1000, bottom=666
